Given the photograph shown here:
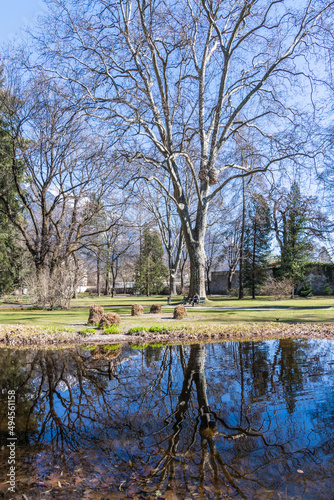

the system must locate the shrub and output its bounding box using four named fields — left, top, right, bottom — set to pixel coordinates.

left=88, top=304, right=104, bottom=325
left=150, top=304, right=162, bottom=313
left=99, top=312, right=121, bottom=328
left=298, top=282, right=313, bottom=297
left=131, top=303, right=144, bottom=316
left=173, top=305, right=187, bottom=319
left=103, top=324, right=122, bottom=334
left=128, top=326, right=149, bottom=334
left=260, top=276, right=294, bottom=299
left=80, top=328, right=97, bottom=335
left=149, top=326, right=164, bottom=333
left=324, top=283, right=333, bottom=296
